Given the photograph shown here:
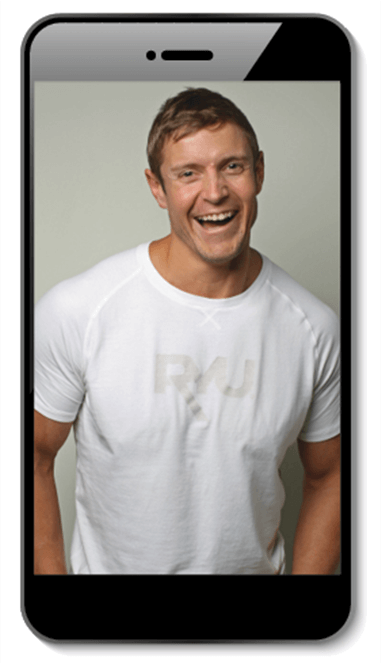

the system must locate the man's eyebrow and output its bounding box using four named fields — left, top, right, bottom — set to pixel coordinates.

left=168, top=155, right=251, bottom=174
